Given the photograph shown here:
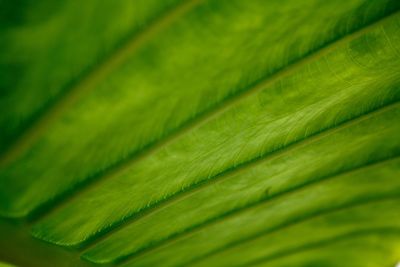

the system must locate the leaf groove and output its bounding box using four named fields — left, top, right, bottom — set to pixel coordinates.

left=78, top=101, right=399, bottom=255
left=240, top=227, right=400, bottom=267
left=180, top=191, right=400, bottom=267
left=28, top=10, right=400, bottom=224
left=84, top=155, right=400, bottom=265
